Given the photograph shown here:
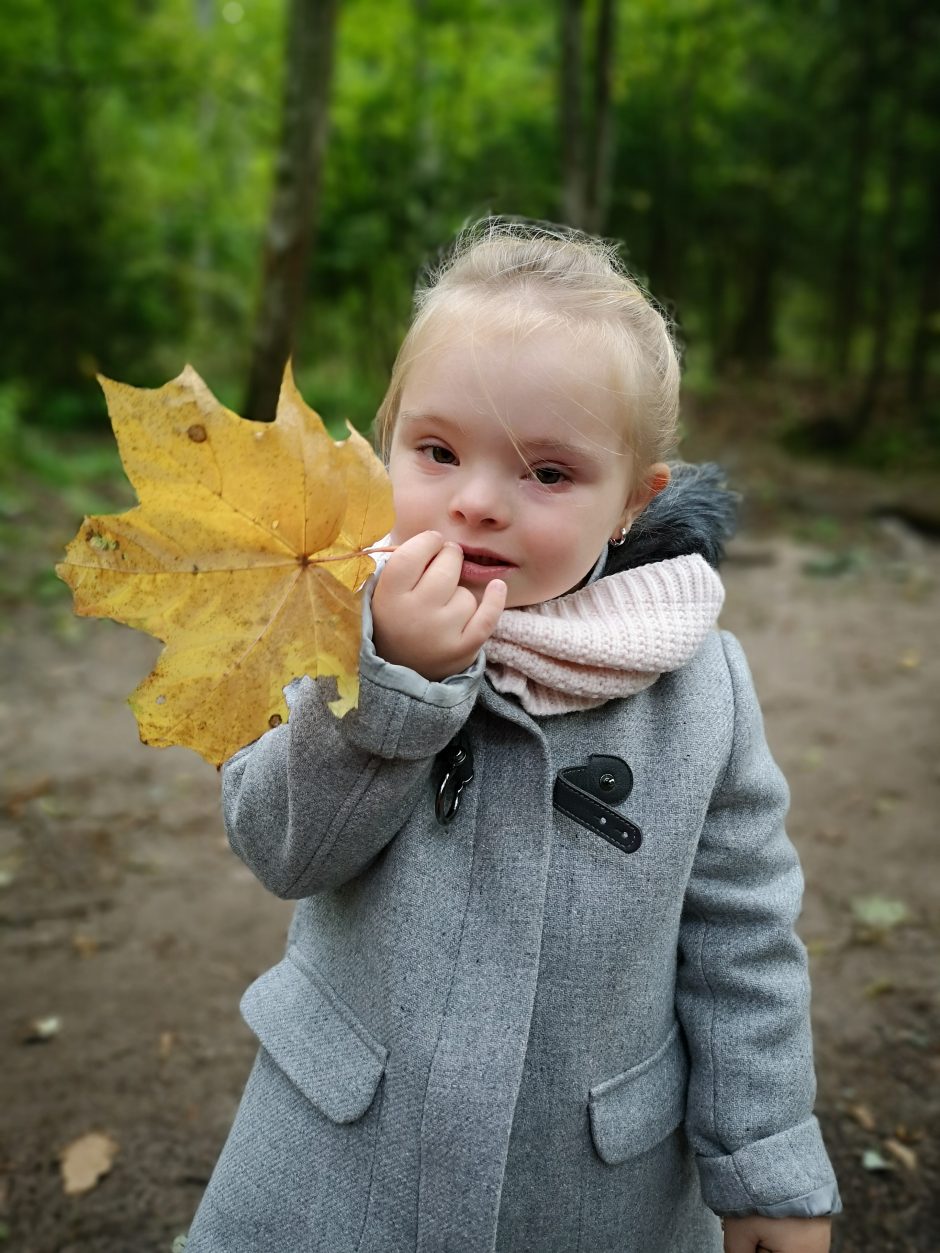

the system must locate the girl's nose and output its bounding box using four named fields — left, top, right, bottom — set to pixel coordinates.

left=448, top=474, right=510, bottom=528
